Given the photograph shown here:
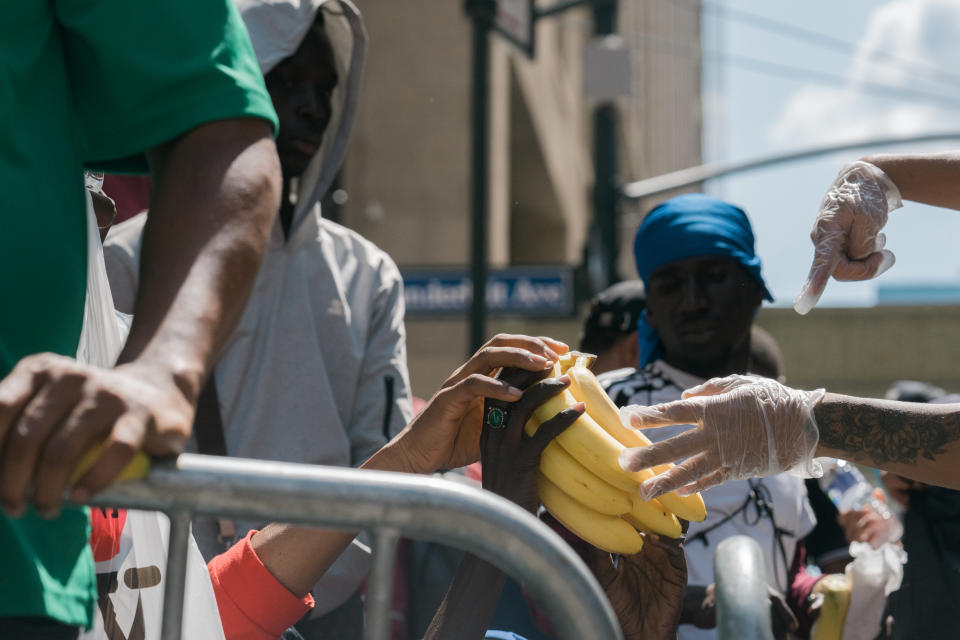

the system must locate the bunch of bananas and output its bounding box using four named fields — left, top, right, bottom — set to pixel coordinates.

left=521, top=352, right=706, bottom=555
